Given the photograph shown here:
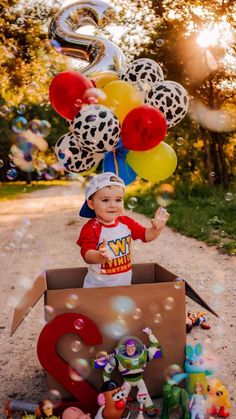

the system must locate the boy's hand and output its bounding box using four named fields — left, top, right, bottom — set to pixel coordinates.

left=99, top=239, right=113, bottom=261
left=151, top=207, right=169, bottom=230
